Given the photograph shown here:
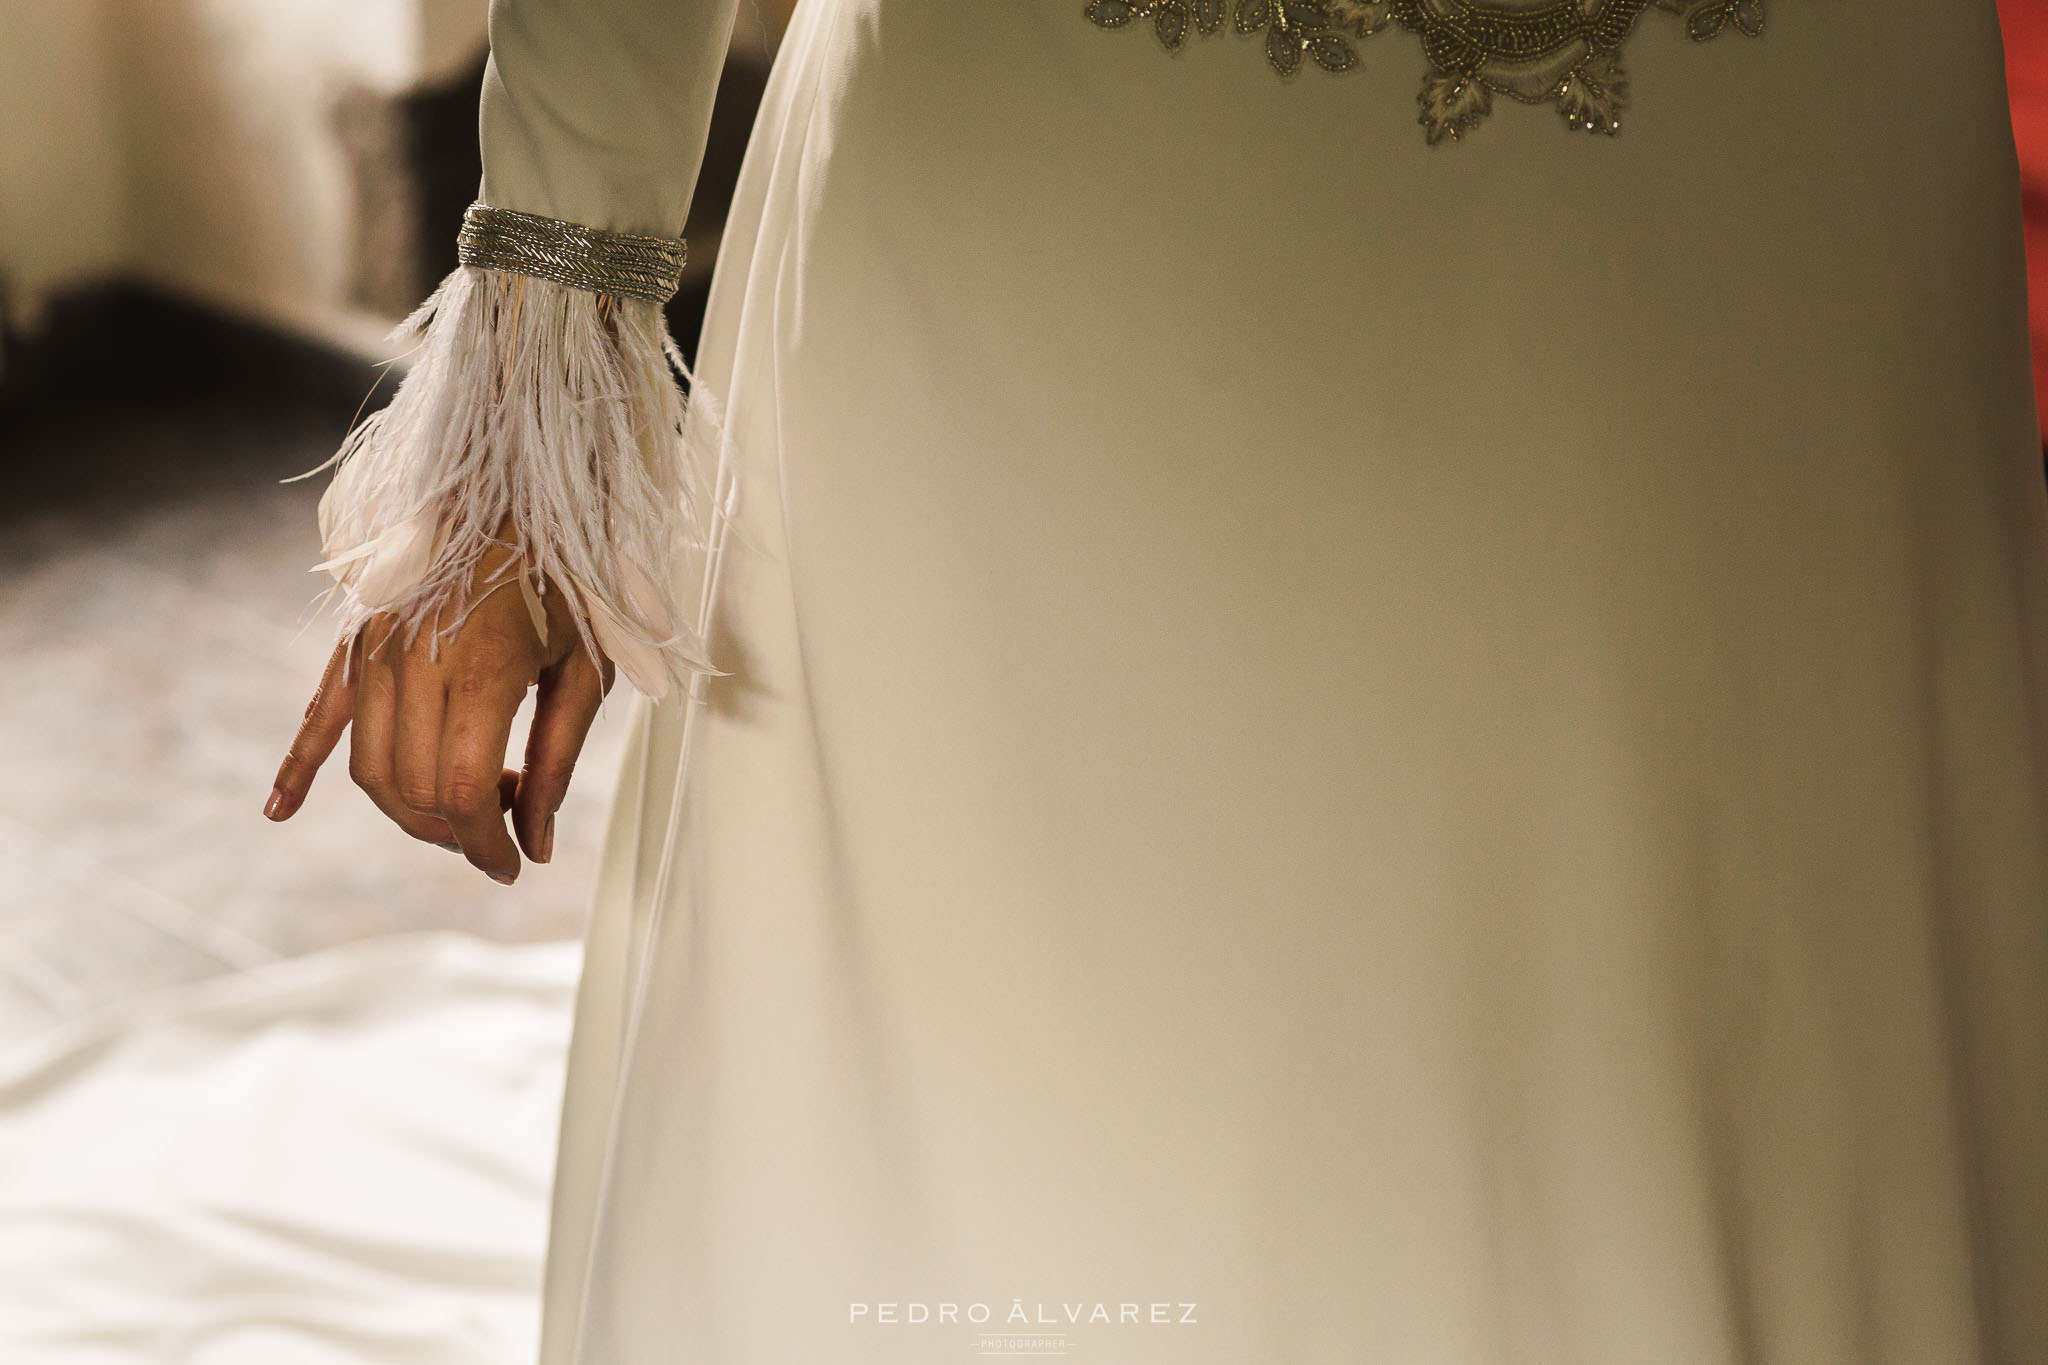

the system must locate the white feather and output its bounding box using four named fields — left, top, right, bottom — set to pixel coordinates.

left=294, top=265, right=724, bottom=698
